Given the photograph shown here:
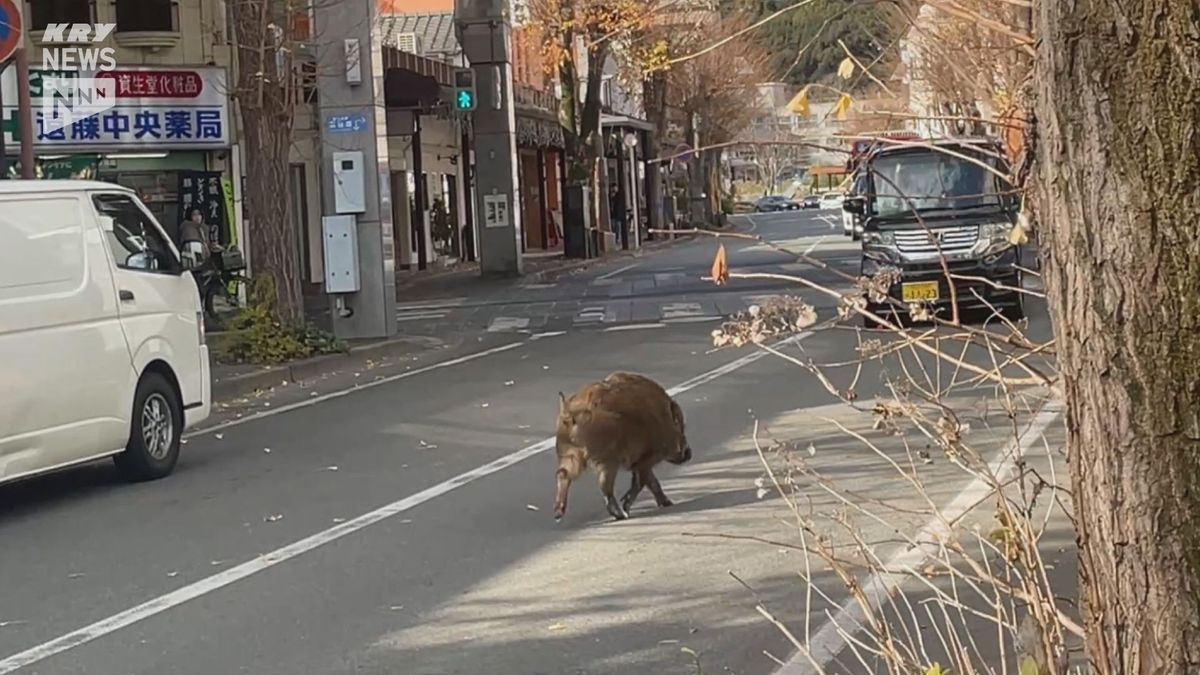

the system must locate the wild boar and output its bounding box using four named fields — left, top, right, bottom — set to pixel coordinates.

left=553, top=371, right=692, bottom=521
